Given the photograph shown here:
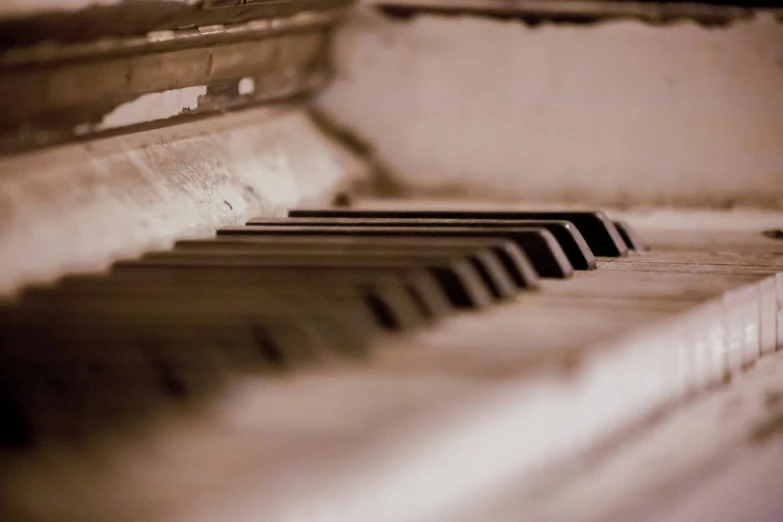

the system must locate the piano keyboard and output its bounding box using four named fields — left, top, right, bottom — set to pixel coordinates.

left=0, top=205, right=781, bottom=522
